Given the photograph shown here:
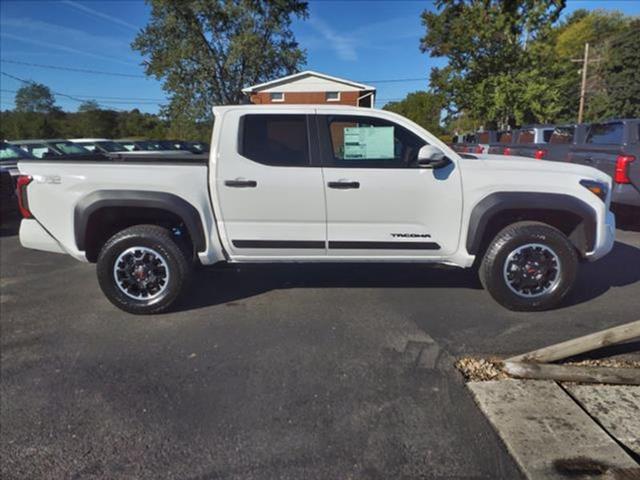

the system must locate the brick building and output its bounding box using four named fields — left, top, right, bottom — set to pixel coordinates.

left=242, top=70, right=376, bottom=108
